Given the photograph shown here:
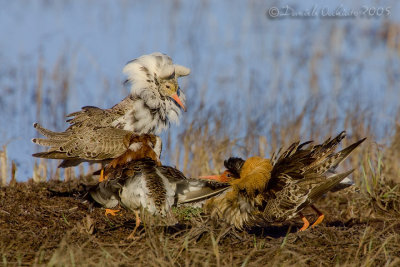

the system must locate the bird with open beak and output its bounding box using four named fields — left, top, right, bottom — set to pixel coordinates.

left=197, top=132, right=366, bottom=231
left=32, top=52, right=189, bottom=169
